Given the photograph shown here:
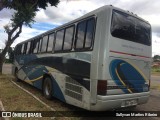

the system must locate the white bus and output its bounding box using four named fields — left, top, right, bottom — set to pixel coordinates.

left=13, top=5, right=151, bottom=111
